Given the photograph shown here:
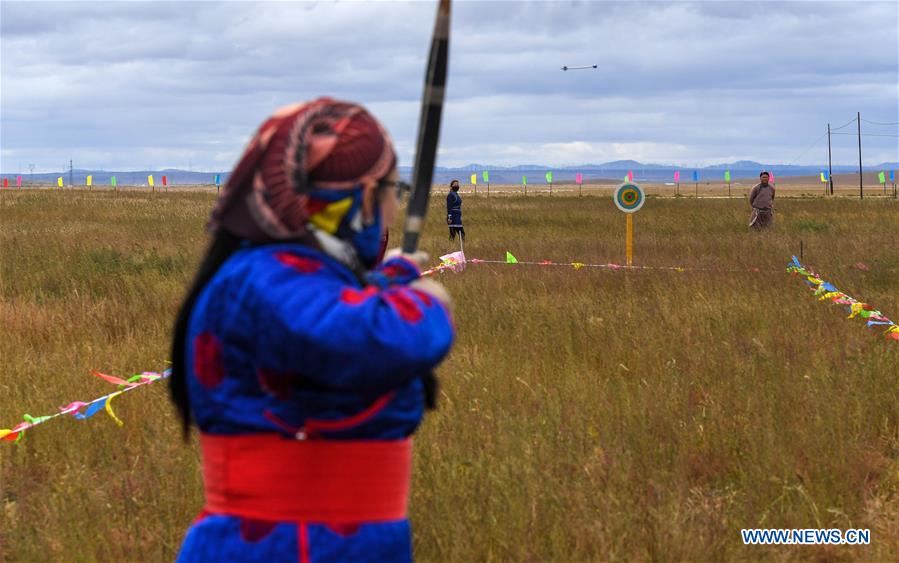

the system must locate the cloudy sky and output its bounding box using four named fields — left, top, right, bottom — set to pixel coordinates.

left=1, top=0, right=897, bottom=173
